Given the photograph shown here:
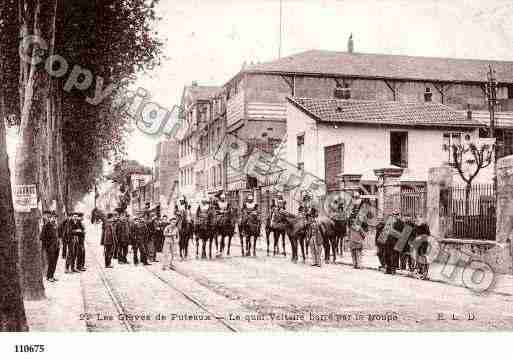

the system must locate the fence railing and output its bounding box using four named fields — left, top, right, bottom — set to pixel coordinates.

left=446, top=183, right=496, bottom=240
